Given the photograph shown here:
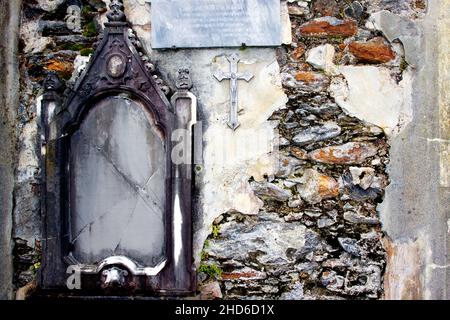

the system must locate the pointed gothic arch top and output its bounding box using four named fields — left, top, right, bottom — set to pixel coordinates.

left=61, top=0, right=173, bottom=134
